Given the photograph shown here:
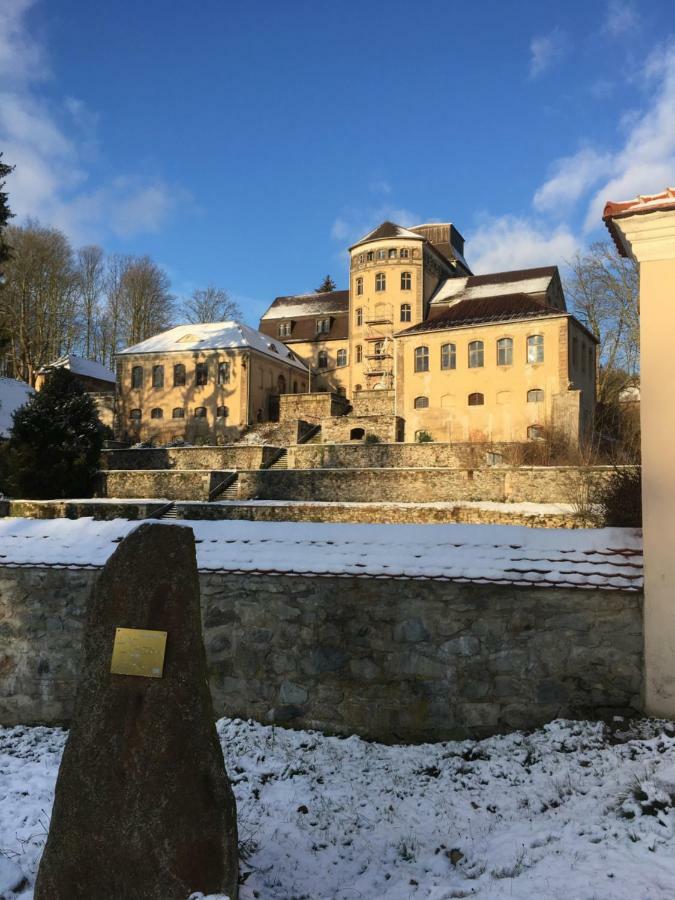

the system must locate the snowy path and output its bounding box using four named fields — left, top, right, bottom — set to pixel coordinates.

left=1, top=717, right=675, bottom=899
